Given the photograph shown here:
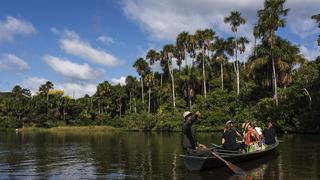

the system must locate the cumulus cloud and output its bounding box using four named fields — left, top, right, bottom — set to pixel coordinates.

left=122, top=0, right=319, bottom=41
left=97, top=35, right=114, bottom=44
left=286, top=0, right=320, bottom=39
left=0, top=16, right=36, bottom=43
left=122, top=0, right=320, bottom=64
left=0, top=53, right=29, bottom=72
left=55, top=82, right=96, bottom=98
left=300, top=45, right=319, bottom=60
left=59, top=30, right=119, bottom=66
left=43, top=55, right=104, bottom=81
left=21, top=76, right=97, bottom=98
left=110, top=76, right=126, bottom=85
left=122, top=0, right=262, bottom=41
left=21, top=76, right=48, bottom=94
